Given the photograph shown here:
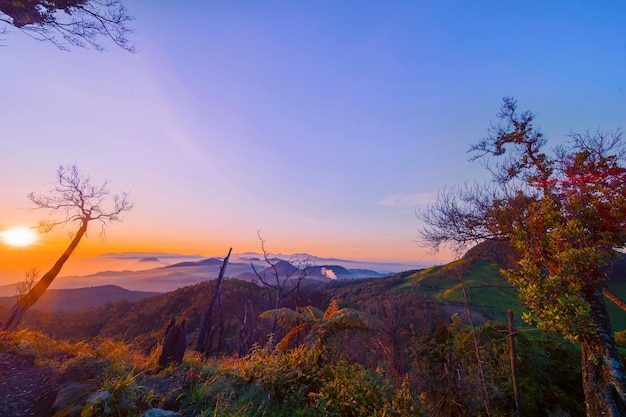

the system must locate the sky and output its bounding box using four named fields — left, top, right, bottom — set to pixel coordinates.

left=1, top=1, right=625, bottom=284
